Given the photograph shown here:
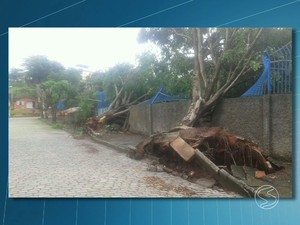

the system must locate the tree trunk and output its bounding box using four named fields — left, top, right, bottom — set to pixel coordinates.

left=182, top=29, right=205, bottom=127
left=44, top=106, right=48, bottom=119
left=36, top=85, right=44, bottom=119
left=182, top=98, right=202, bottom=127
left=51, top=108, right=57, bottom=122
left=182, top=28, right=263, bottom=127
left=86, top=90, right=151, bottom=131
left=40, top=105, right=44, bottom=119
